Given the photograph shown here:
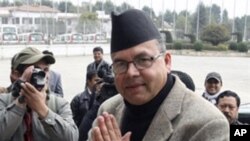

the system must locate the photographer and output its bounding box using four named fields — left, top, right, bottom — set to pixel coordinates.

left=78, top=70, right=118, bottom=141
left=0, top=47, right=78, bottom=141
